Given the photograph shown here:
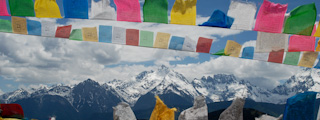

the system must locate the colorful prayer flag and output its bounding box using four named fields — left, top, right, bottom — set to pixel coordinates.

left=154, top=32, right=170, bottom=49
left=288, top=35, right=316, bottom=52
left=315, top=22, right=320, bottom=37
left=196, top=37, right=213, bottom=53
left=34, top=0, right=62, bottom=18
left=200, top=10, right=234, bottom=28
left=114, top=0, right=141, bottom=22
left=227, top=0, right=257, bottom=30
left=150, top=96, right=177, bottom=120
left=82, top=27, right=98, bottom=42
left=99, top=25, right=112, bottom=43
left=169, top=36, right=184, bottom=50
left=298, top=52, right=318, bottom=68
left=316, top=40, right=320, bottom=52
left=8, top=0, right=35, bottom=16
left=268, top=49, right=285, bottom=64
left=225, top=40, right=242, bottom=57
left=0, top=0, right=10, bottom=16
left=55, top=25, right=72, bottom=38
left=182, top=36, right=197, bottom=52
left=143, top=0, right=168, bottom=24
left=254, top=0, right=287, bottom=33
left=283, top=52, right=300, bottom=66
left=241, top=47, right=254, bottom=59
left=126, top=29, right=139, bottom=46
left=254, top=52, right=269, bottom=61
left=213, top=49, right=229, bottom=56
left=112, top=27, right=126, bottom=44
left=11, top=17, right=27, bottom=34
left=27, top=20, right=41, bottom=36
left=69, top=29, right=83, bottom=41
left=283, top=3, right=317, bottom=36
left=0, top=104, right=24, bottom=119
left=63, top=0, right=88, bottom=19
left=170, top=0, right=197, bottom=25
left=90, top=0, right=116, bottom=20
left=0, top=19, right=12, bottom=33
left=140, top=30, right=154, bottom=47
left=256, top=32, right=289, bottom=53
left=41, top=21, right=56, bottom=37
